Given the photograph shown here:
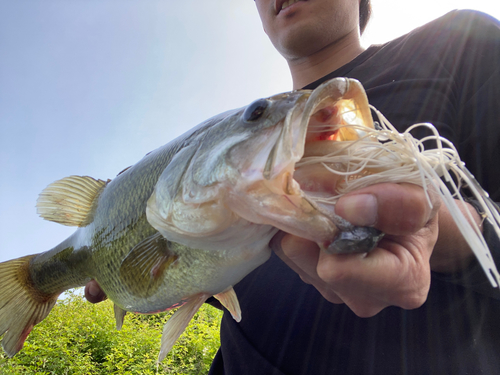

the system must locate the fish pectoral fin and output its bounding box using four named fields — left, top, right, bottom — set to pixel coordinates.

left=36, top=175, right=109, bottom=227
left=120, top=232, right=178, bottom=298
left=113, top=304, right=127, bottom=331
left=158, top=294, right=208, bottom=362
left=214, top=286, right=241, bottom=322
